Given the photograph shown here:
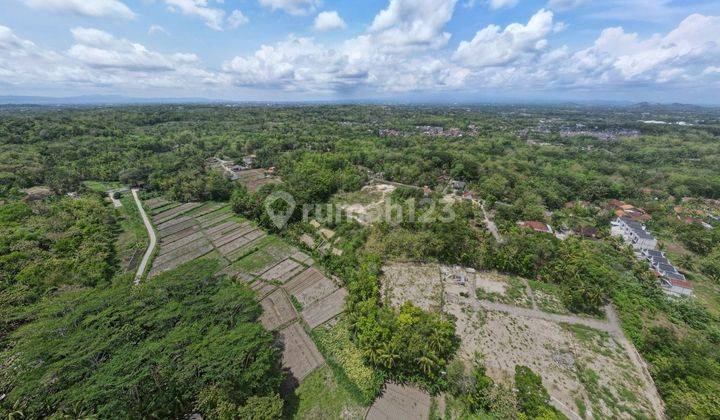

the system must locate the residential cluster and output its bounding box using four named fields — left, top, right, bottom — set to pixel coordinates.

left=532, top=121, right=641, bottom=141
left=611, top=217, right=693, bottom=297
